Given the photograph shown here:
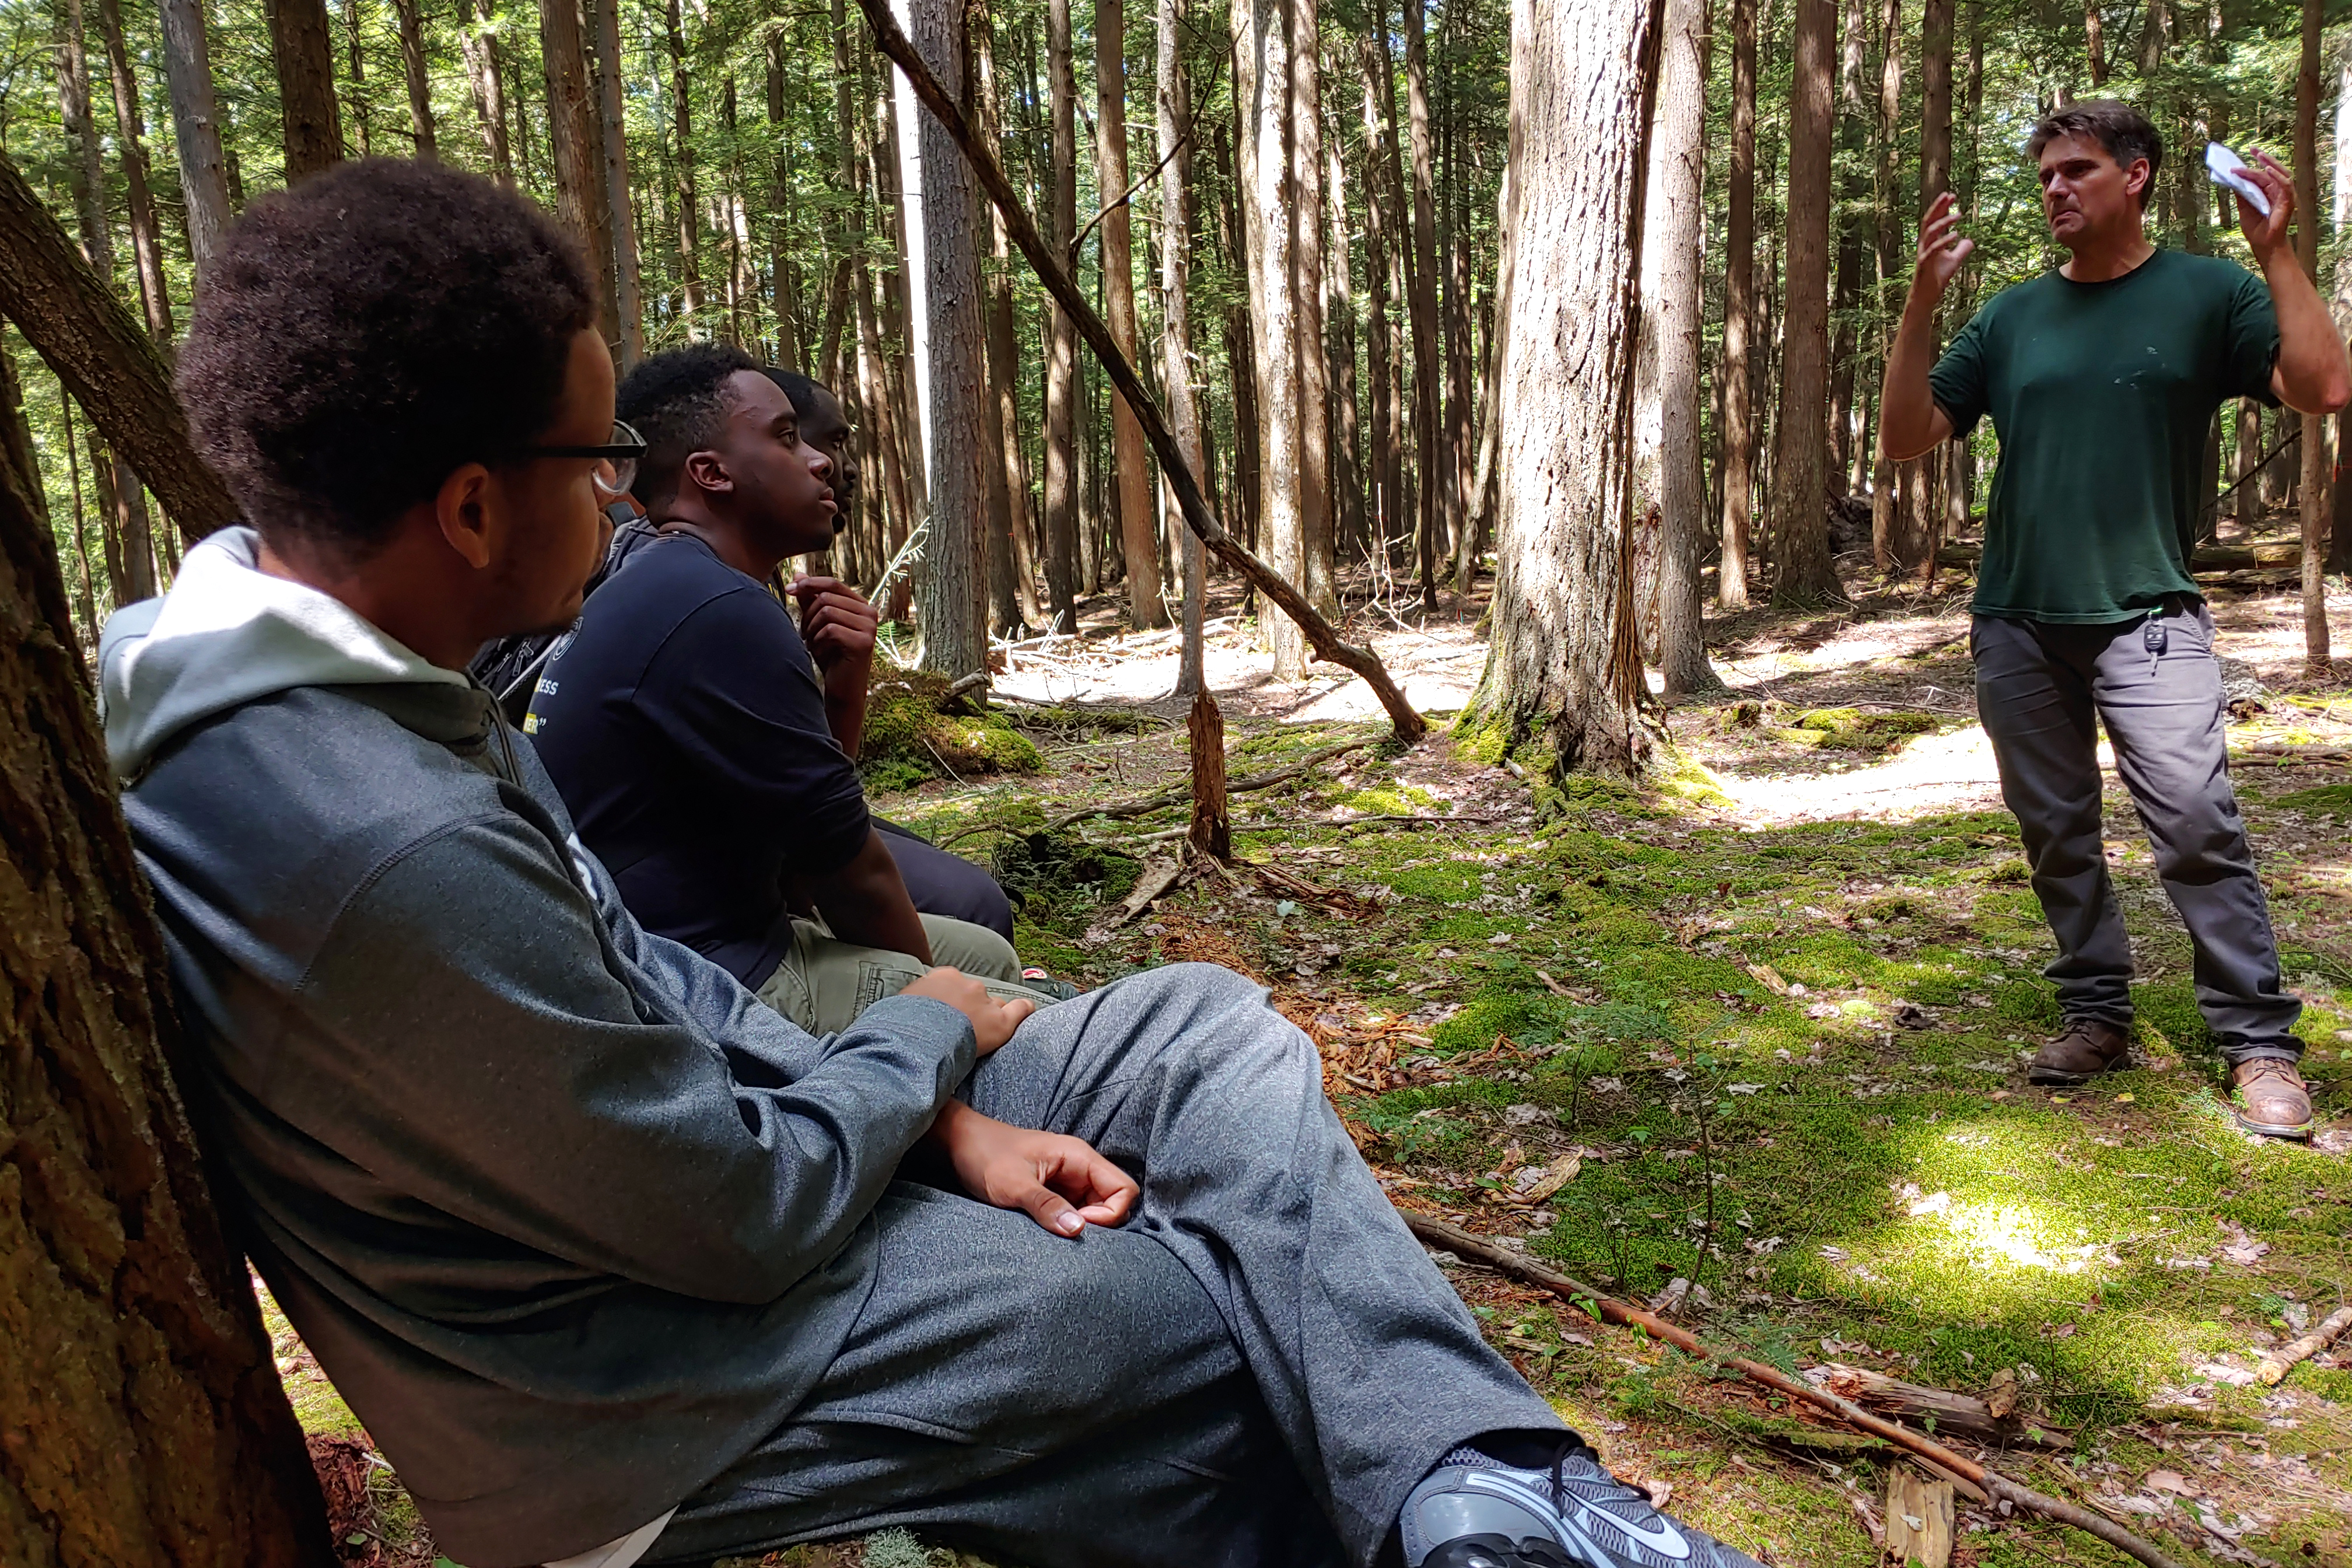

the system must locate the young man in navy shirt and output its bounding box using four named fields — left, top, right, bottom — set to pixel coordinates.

left=527, top=343, right=1042, bottom=1030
